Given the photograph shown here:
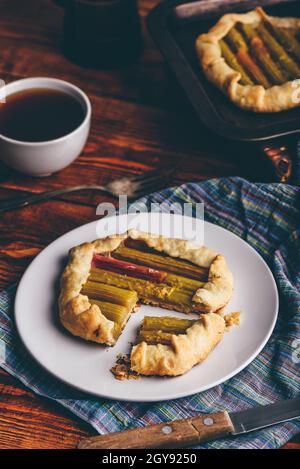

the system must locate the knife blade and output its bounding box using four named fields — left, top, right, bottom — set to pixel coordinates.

left=78, top=397, right=300, bottom=449
left=230, top=396, right=300, bottom=434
